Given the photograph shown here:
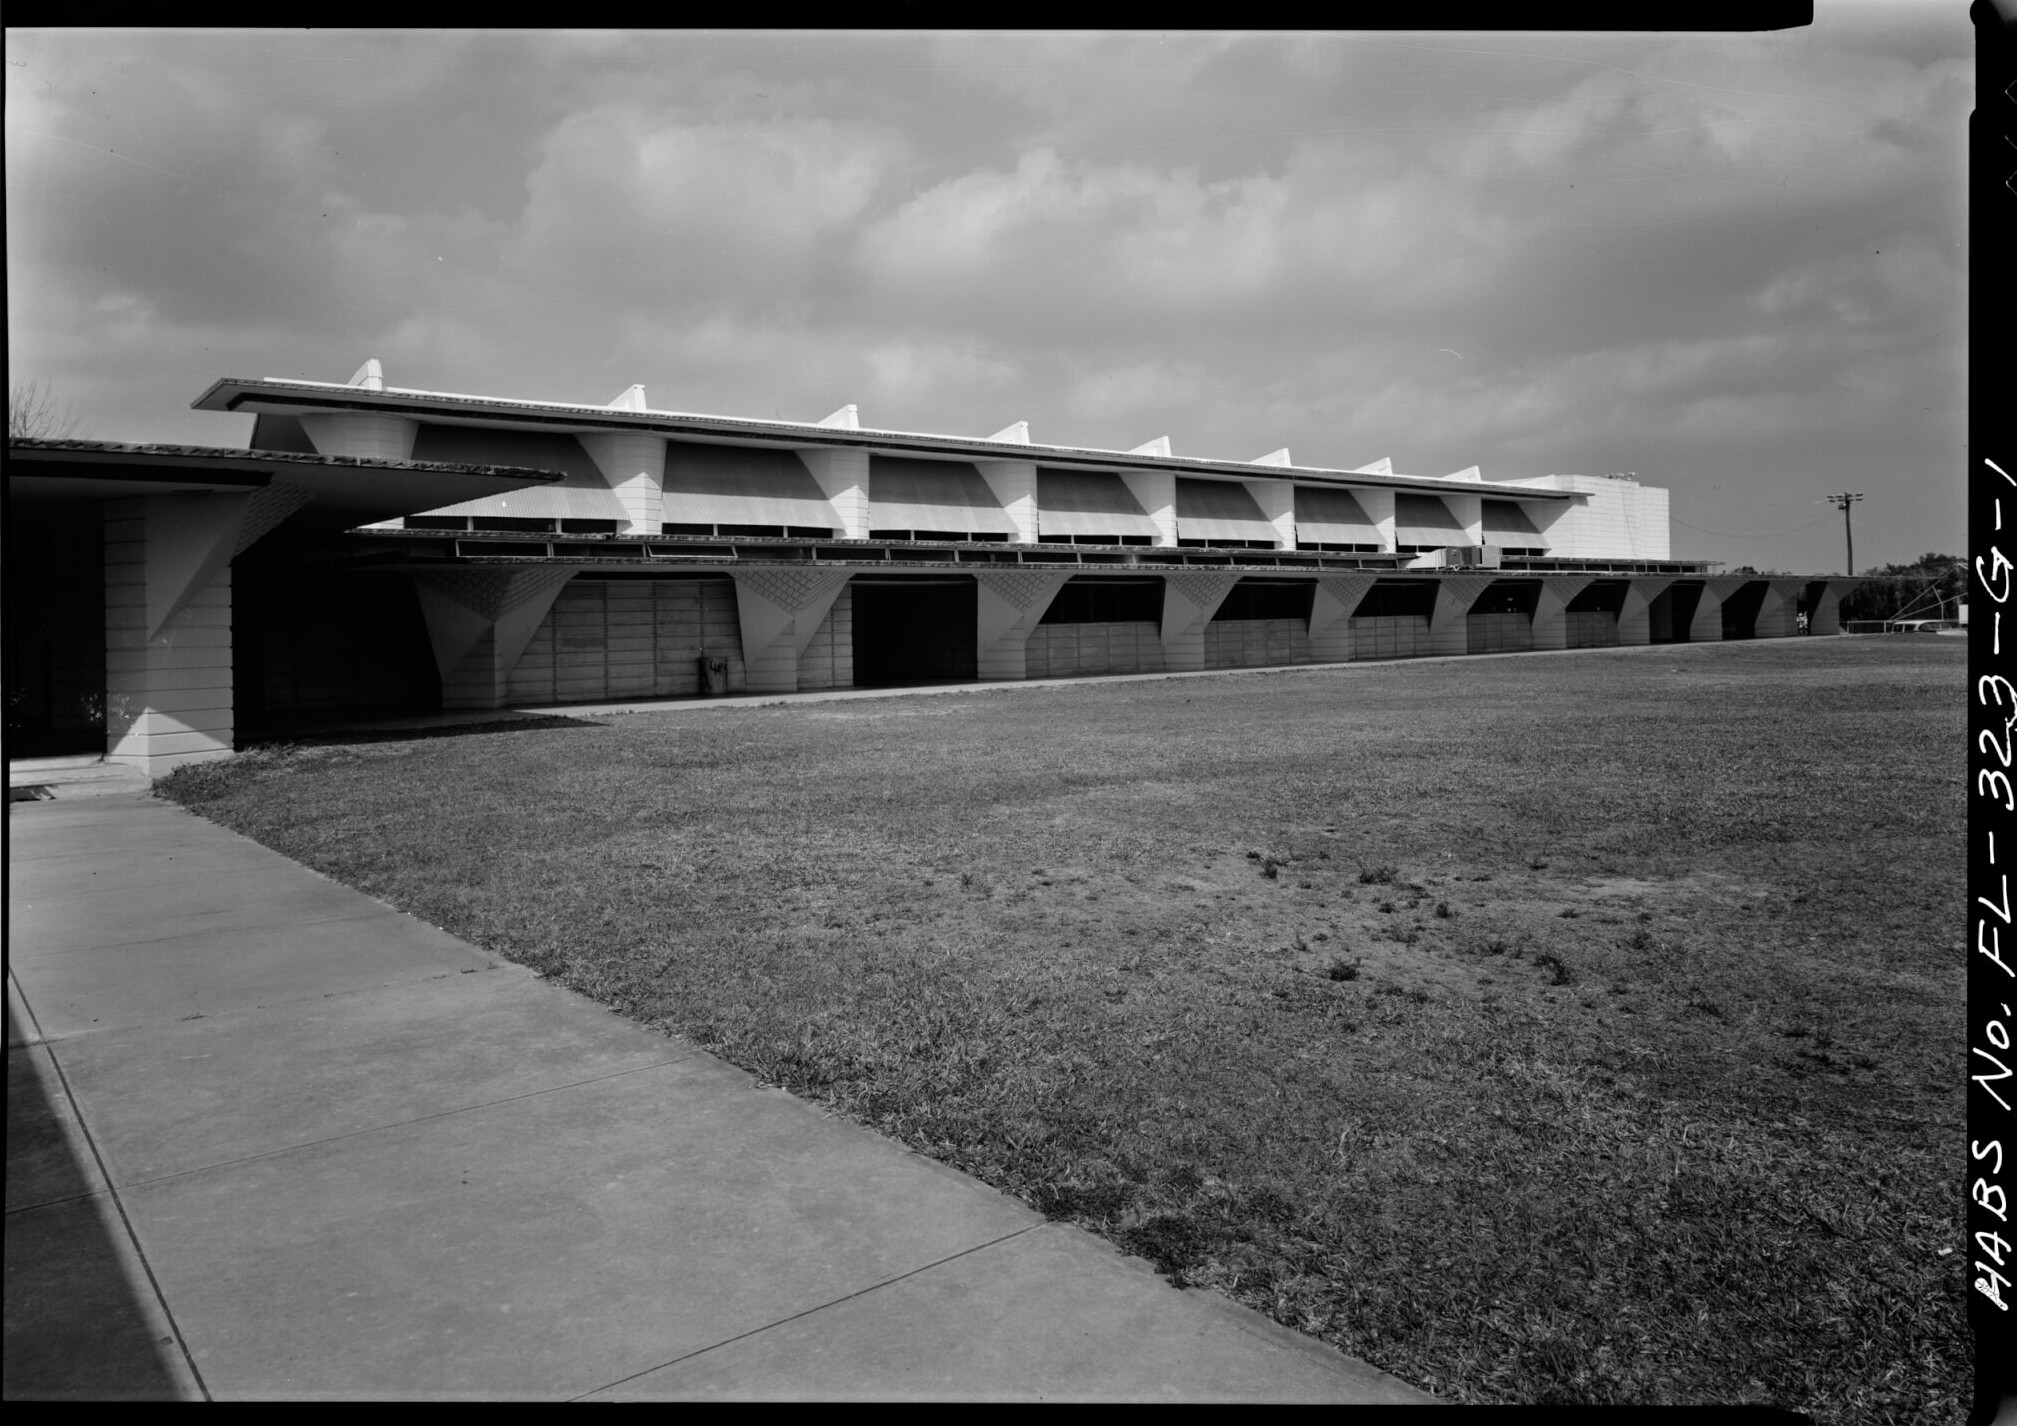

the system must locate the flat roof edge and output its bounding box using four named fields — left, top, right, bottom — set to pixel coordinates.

left=190, top=378, right=1576, bottom=500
